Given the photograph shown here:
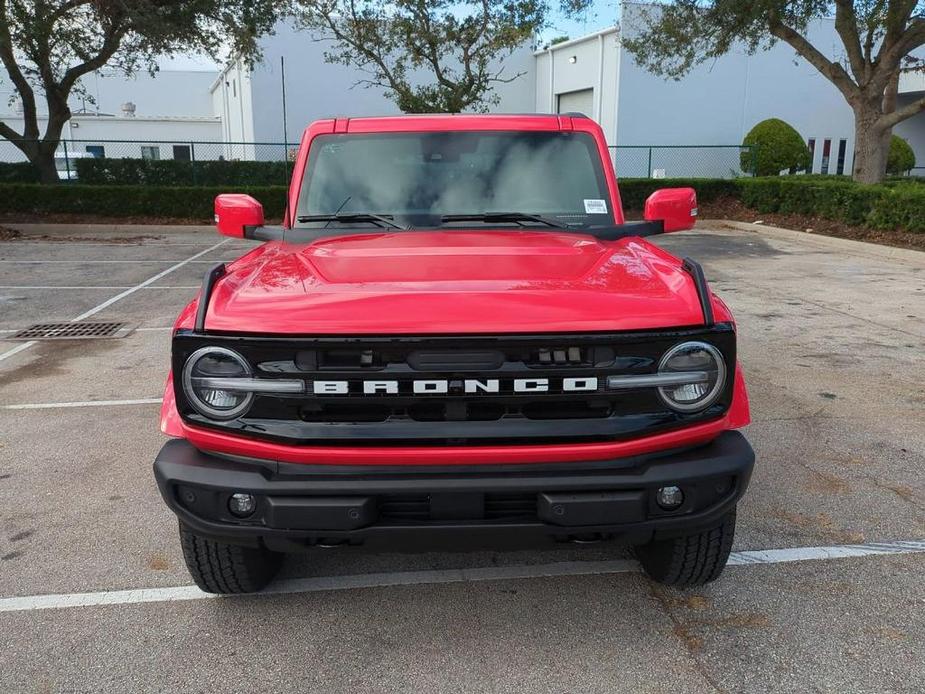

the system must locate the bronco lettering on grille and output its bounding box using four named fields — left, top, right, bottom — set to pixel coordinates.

left=311, top=377, right=600, bottom=396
